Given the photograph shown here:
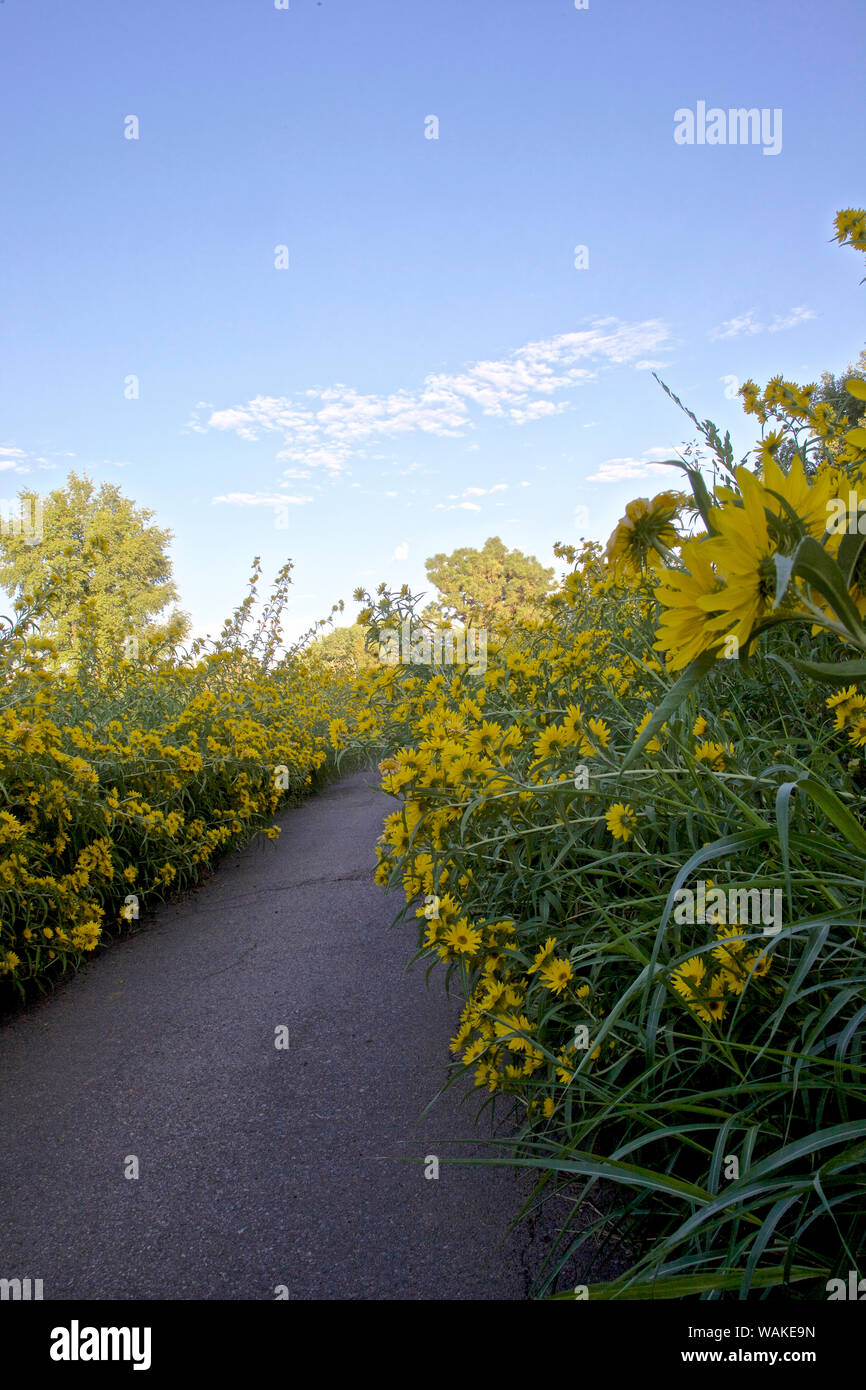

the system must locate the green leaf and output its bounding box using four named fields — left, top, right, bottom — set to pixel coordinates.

left=656, top=829, right=771, bottom=936
left=837, top=524, right=866, bottom=588
left=620, top=648, right=718, bottom=772
left=549, top=1266, right=823, bottom=1301
left=790, top=655, right=866, bottom=682
left=790, top=535, right=866, bottom=644
left=678, top=464, right=716, bottom=533
left=791, top=775, right=866, bottom=854
left=730, top=1121, right=866, bottom=1186
left=431, top=1150, right=713, bottom=1201
left=774, top=781, right=797, bottom=915
left=741, top=1194, right=805, bottom=1298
